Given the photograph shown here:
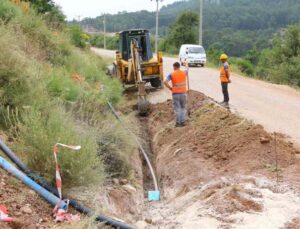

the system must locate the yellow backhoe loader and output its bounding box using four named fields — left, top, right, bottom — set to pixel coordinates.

left=108, top=29, right=164, bottom=115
